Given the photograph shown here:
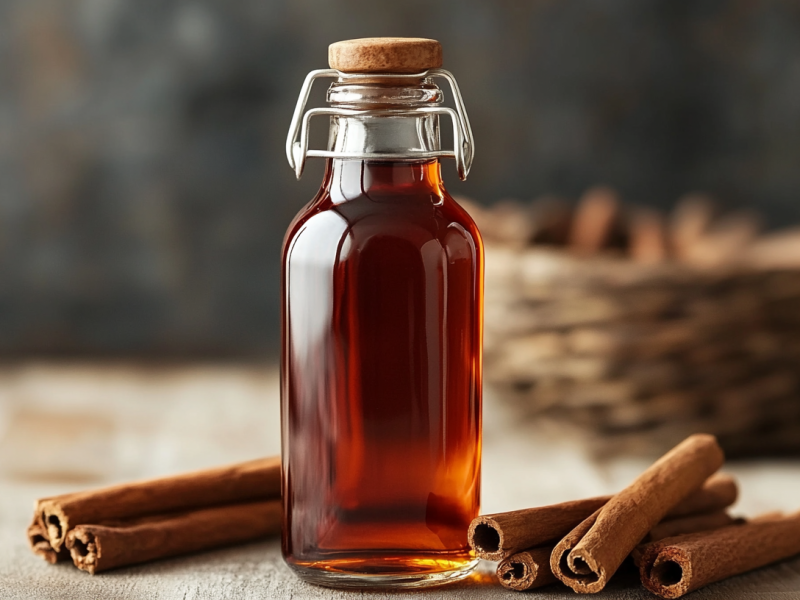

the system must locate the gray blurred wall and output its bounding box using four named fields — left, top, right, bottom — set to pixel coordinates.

left=2, top=0, right=800, bottom=356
